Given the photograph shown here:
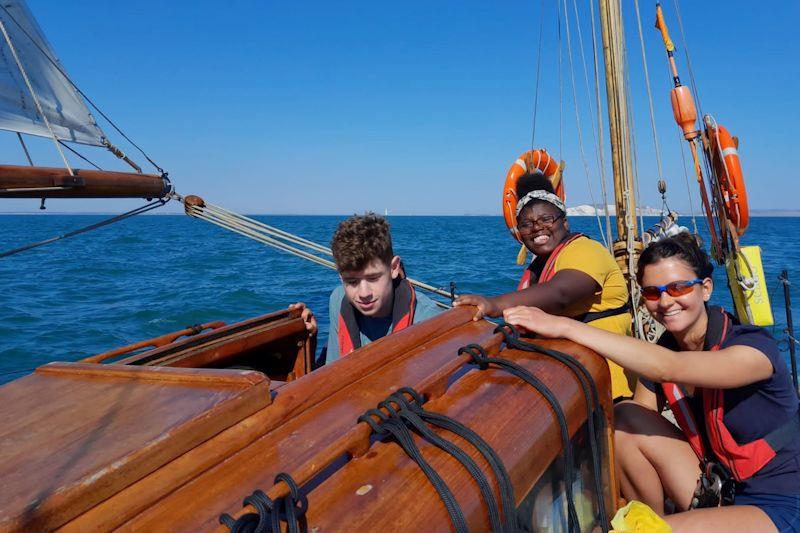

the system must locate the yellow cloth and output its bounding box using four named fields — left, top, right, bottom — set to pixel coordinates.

left=610, top=501, right=672, bottom=533
left=553, top=236, right=635, bottom=398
